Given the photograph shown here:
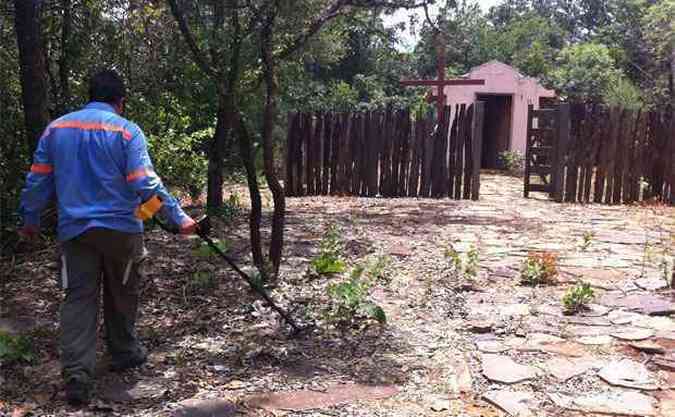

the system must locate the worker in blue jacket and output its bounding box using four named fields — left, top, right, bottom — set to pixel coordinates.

left=18, top=70, right=197, bottom=405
